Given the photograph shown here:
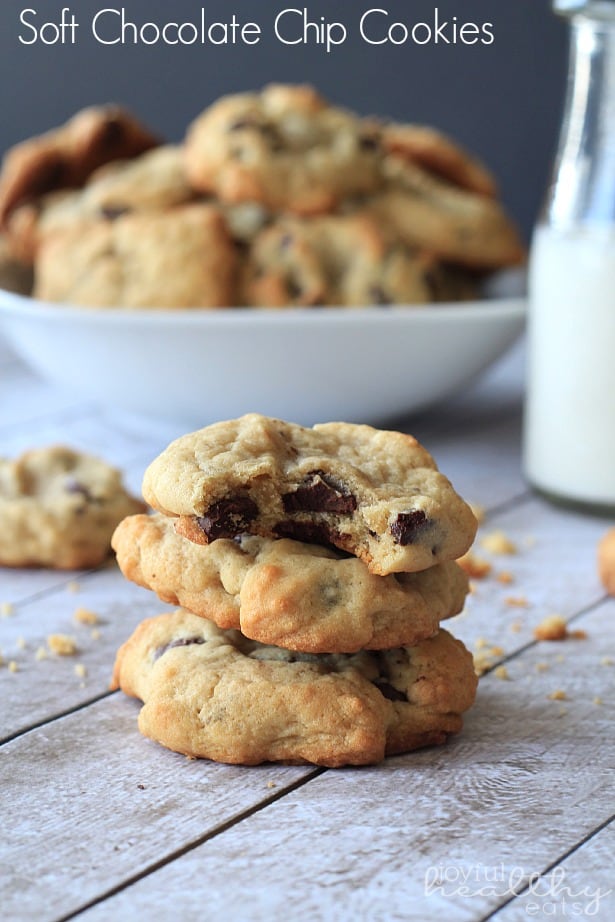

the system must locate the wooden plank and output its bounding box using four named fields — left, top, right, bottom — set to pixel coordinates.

left=491, top=820, right=615, bottom=919
left=0, top=567, right=158, bottom=741
left=1, top=489, right=608, bottom=742
left=73, top=601, right=615, bottom=922
left=0, top=694, right=317, bottom=922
